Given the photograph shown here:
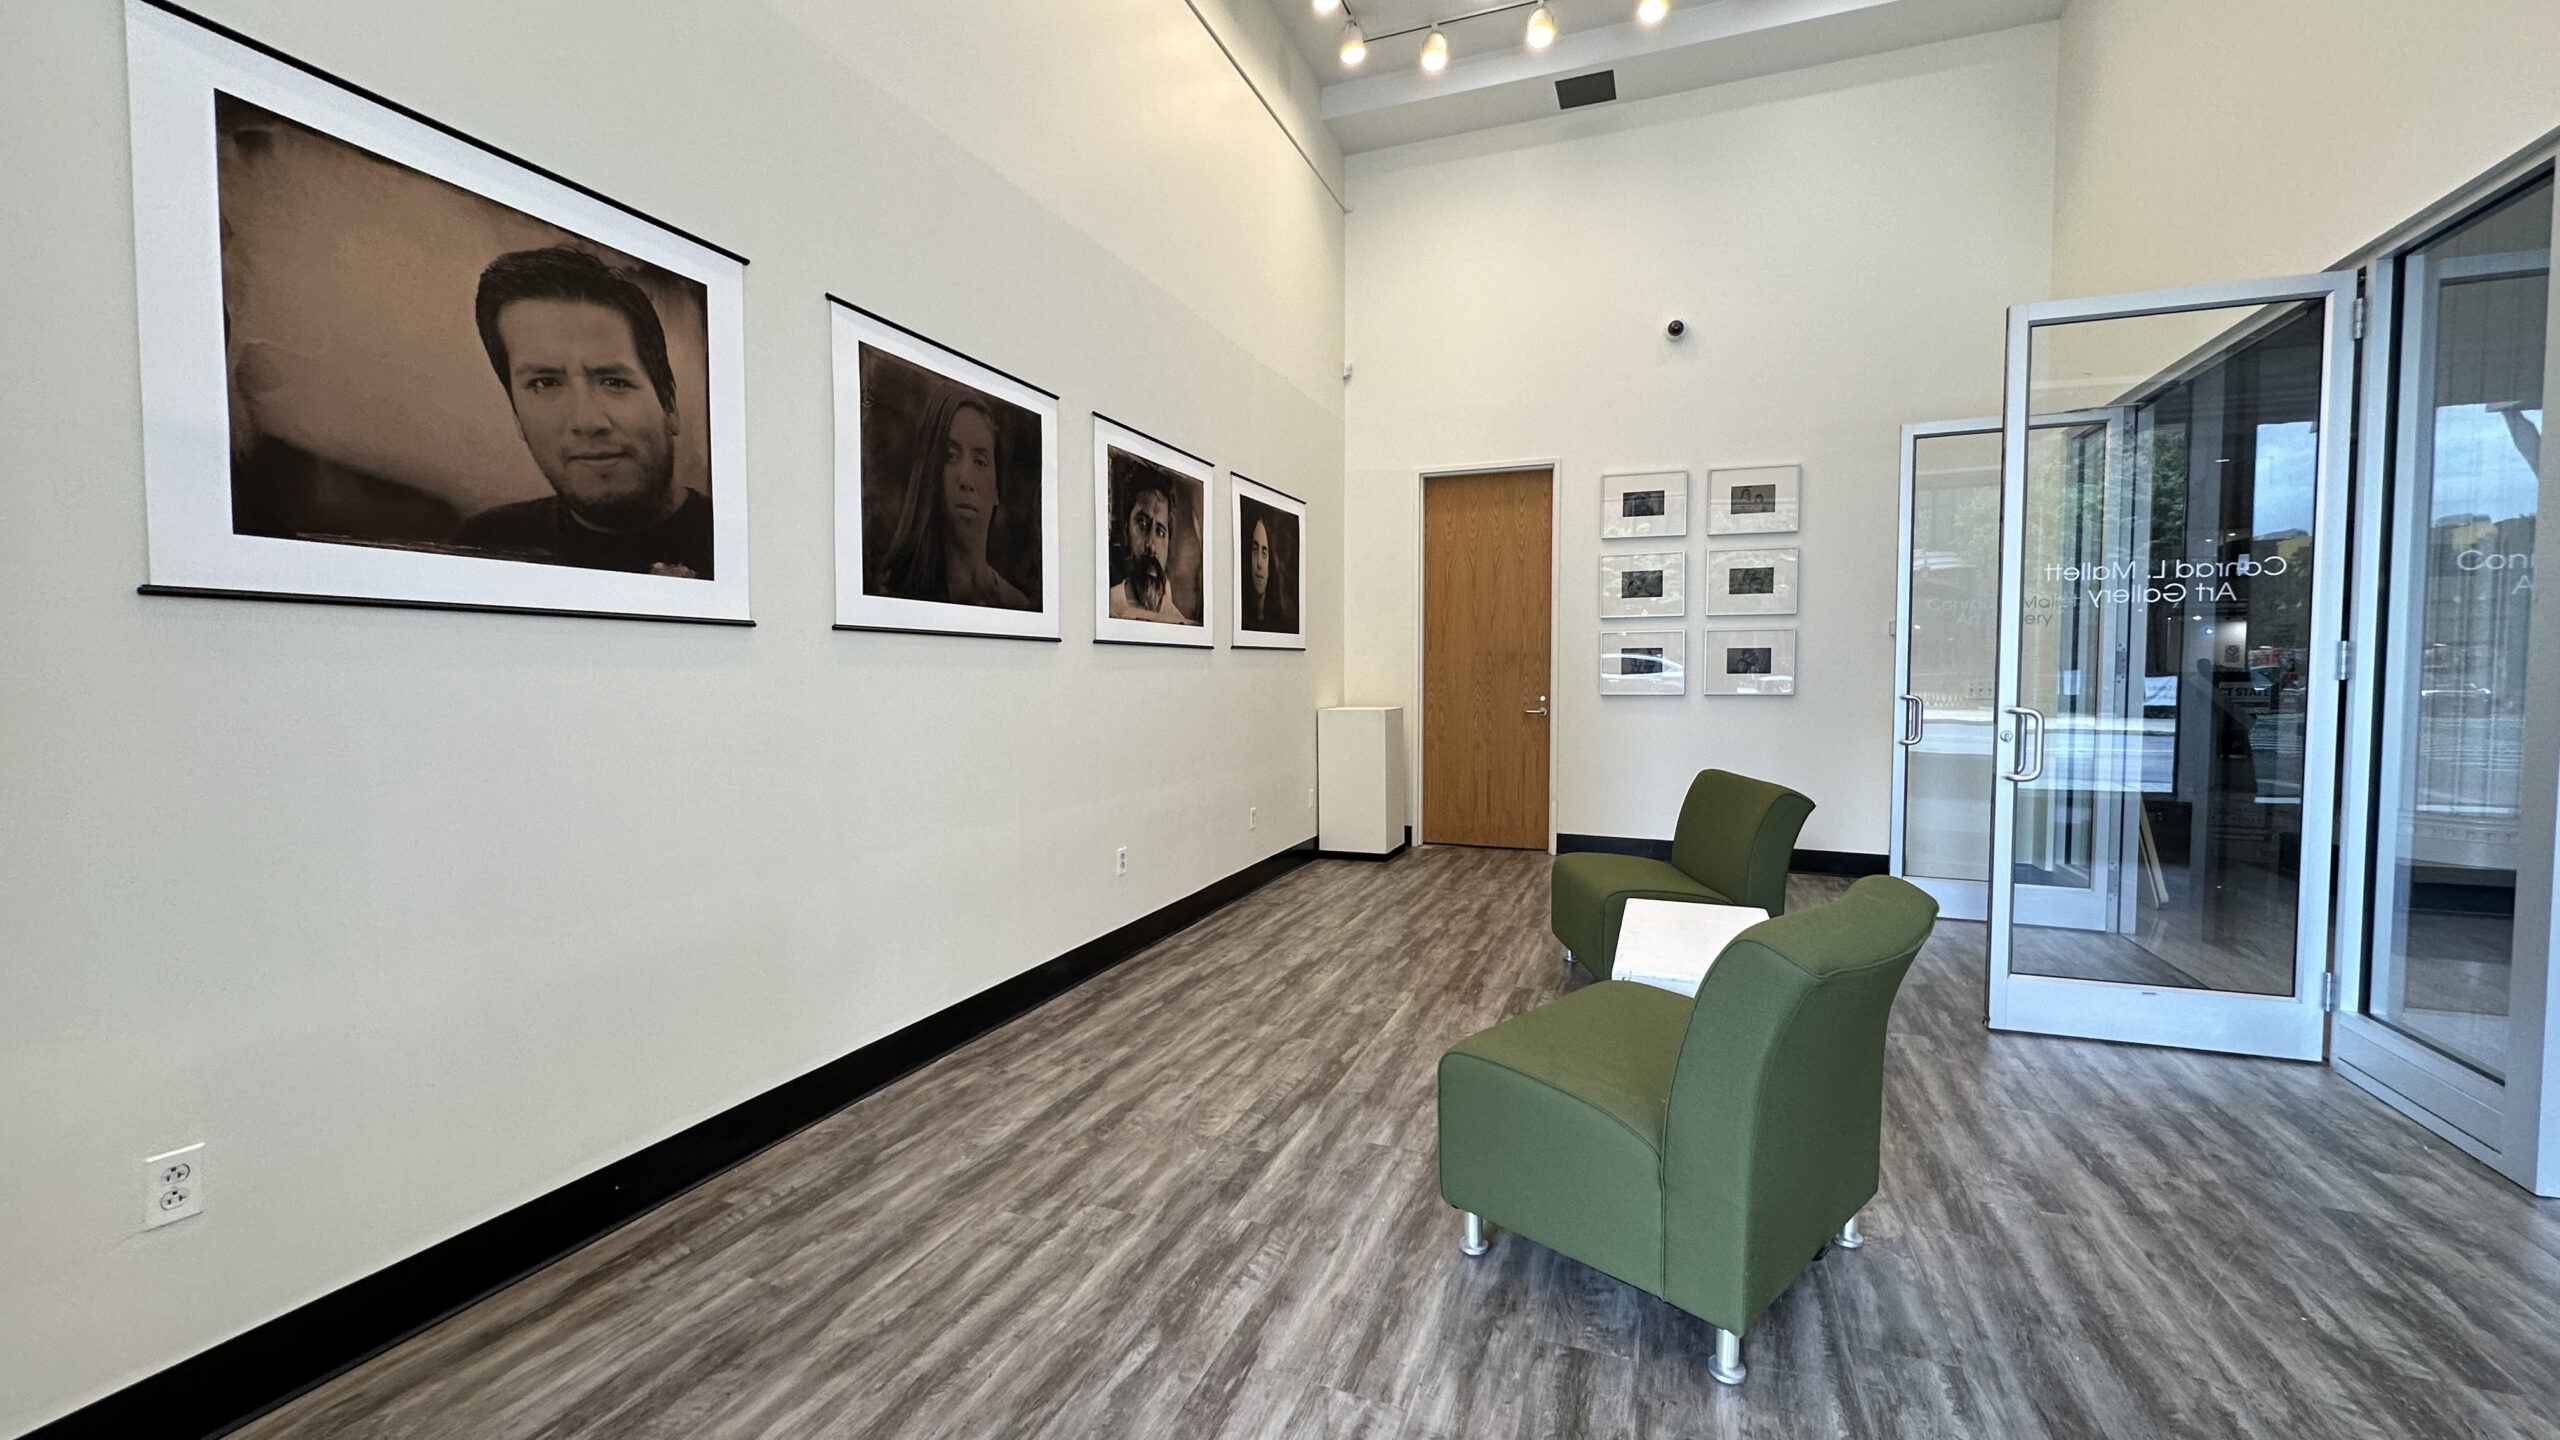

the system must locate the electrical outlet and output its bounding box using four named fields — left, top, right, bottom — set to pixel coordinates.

left=143, top=1143, right=204, bottom=1230
left=1250, top=806, right=1259, bottom=830
left=1115, top=847, right=1128, bottom=876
